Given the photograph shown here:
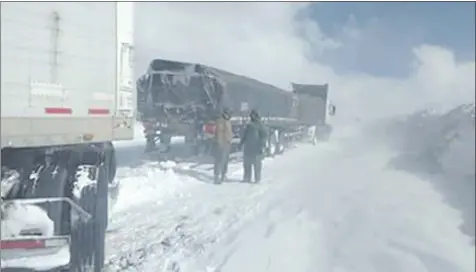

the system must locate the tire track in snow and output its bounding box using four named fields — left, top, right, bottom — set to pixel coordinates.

left=105, top=157, right=283, bottom=271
